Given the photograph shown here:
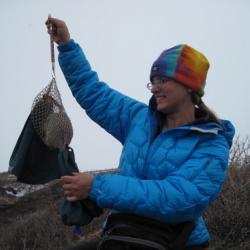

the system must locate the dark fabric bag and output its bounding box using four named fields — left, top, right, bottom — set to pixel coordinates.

left=9, top=115, right=78, bottom=183
left=98, top=213, right=195, bottom=250
left=9, top=115, right=103, bottom=226
left=60, top=198, right=103, bottom=226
